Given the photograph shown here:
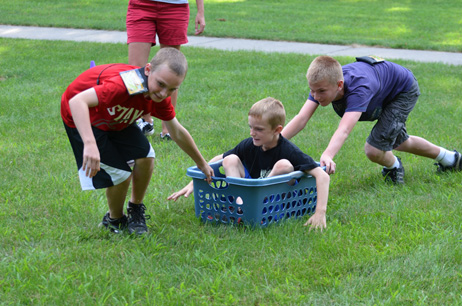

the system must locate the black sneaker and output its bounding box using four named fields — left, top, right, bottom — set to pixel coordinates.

left=137, top=119, right=154, bottom=136
left=160, top=132, right=172, bottom=141
left=435, top=150, right=462, bottom=172
left=127, top=203, right=151, bottom=235
left=100, top=212, right=128, bottom=234
left=382, top=157, right=405, bottom=184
